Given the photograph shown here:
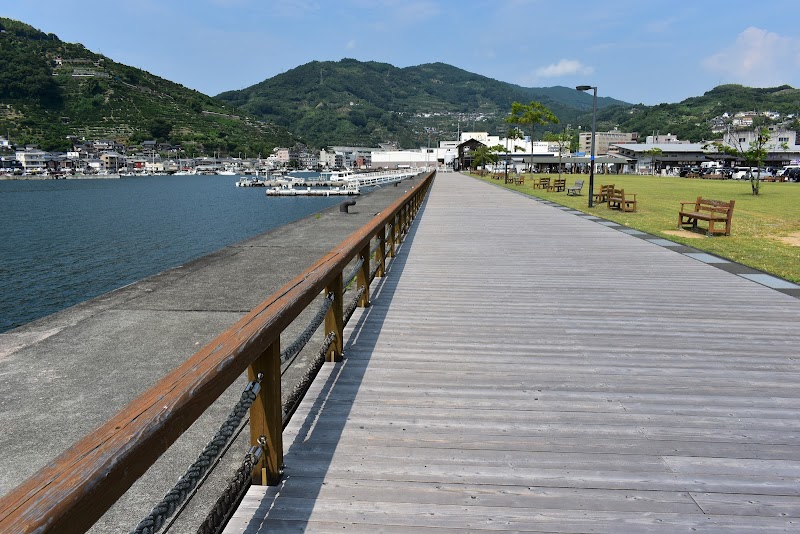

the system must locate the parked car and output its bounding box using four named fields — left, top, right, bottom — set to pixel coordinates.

left=788, top=167, right=800, bottom=182
left=679, top=166, right=701, bottom=177
left=731, top=167, right=769, bottom=180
